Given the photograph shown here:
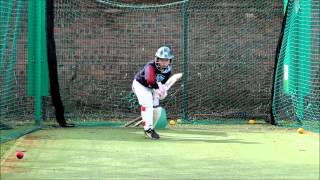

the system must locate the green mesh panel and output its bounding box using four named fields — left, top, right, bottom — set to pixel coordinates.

left=0, top=0, right=45, bottom=143
left=273, top=0, right=320, bottom=132
left=0, top=1, right=34, bottom=142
